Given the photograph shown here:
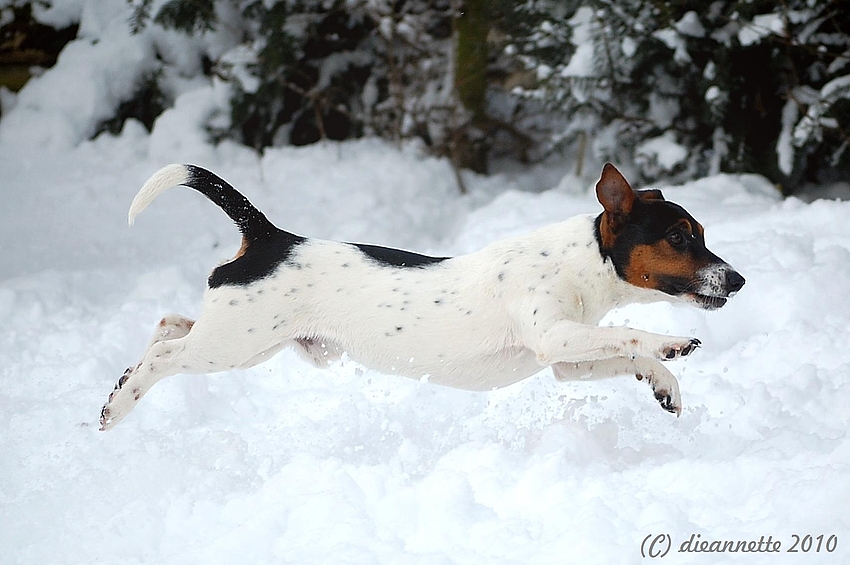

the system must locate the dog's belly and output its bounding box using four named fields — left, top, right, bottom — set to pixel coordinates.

left=339, top=341, right=545, bottom=391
